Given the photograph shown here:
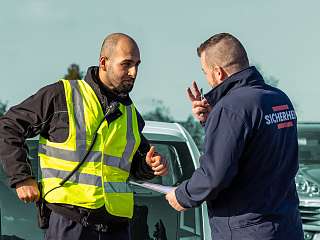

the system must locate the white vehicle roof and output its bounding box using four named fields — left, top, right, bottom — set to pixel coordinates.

left=143, top=121, right=188, bottom=142
left=144, top=121, right=201, bottom=168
